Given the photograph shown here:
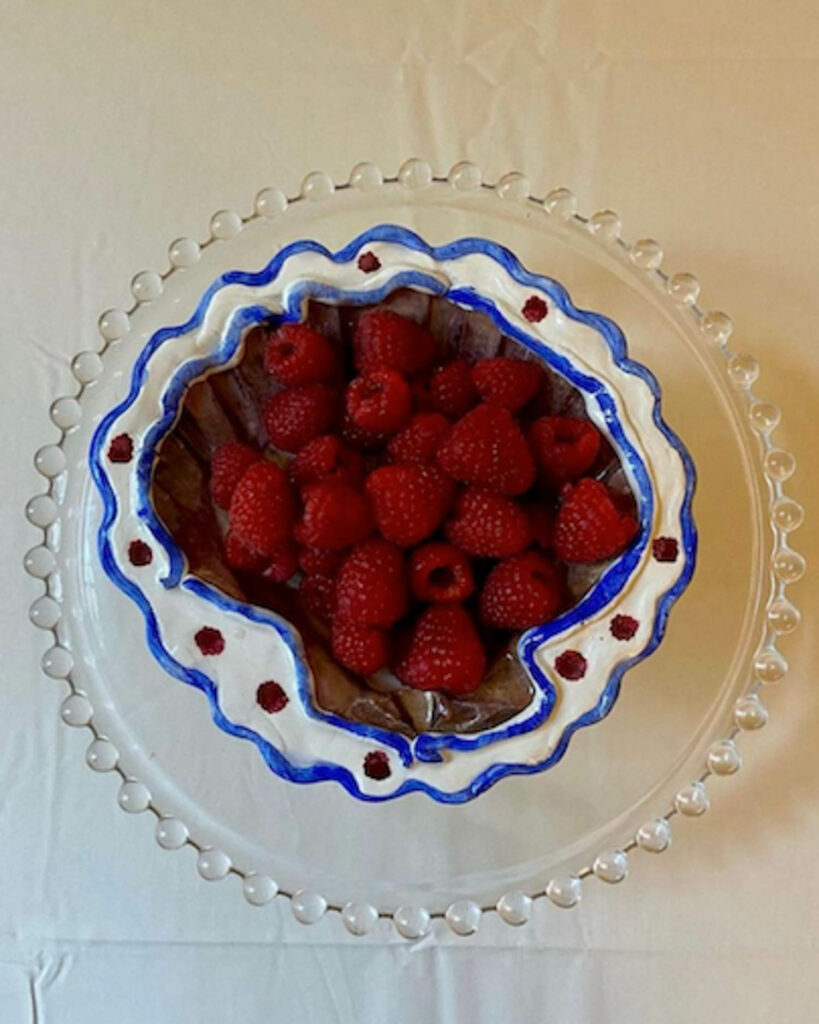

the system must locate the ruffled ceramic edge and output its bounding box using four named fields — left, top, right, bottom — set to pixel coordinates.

left=25, top=159, right=804, bottom=938
left=89, top=226, right=695, bottom=803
